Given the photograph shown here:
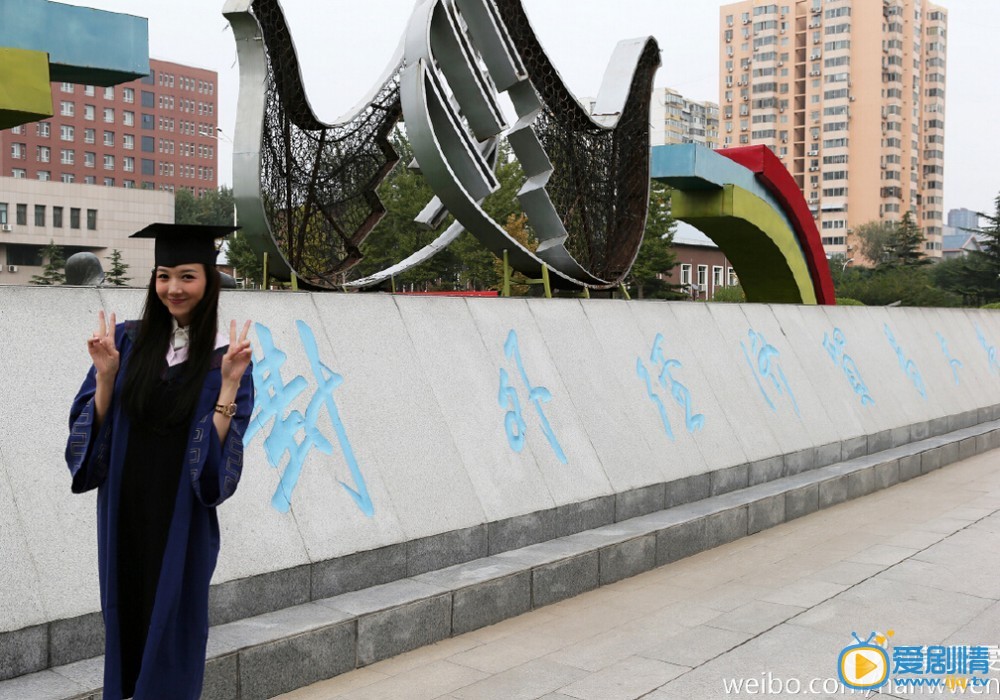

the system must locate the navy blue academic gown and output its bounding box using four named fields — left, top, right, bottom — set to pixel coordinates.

left=66, top=322, right=253, bottom=700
